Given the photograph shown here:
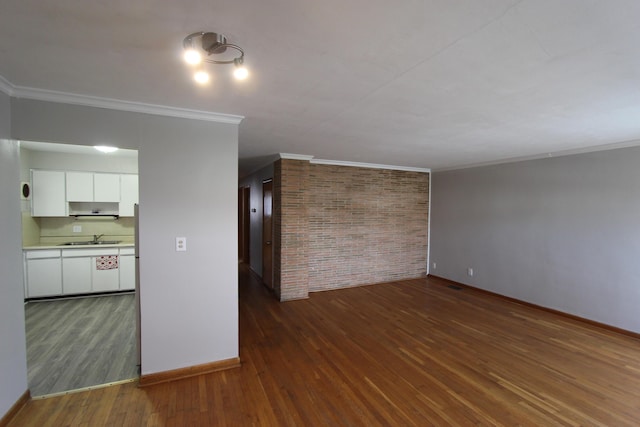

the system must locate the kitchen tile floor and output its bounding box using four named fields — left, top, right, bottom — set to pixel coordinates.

left=25, top=293, right=138, bottom=397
